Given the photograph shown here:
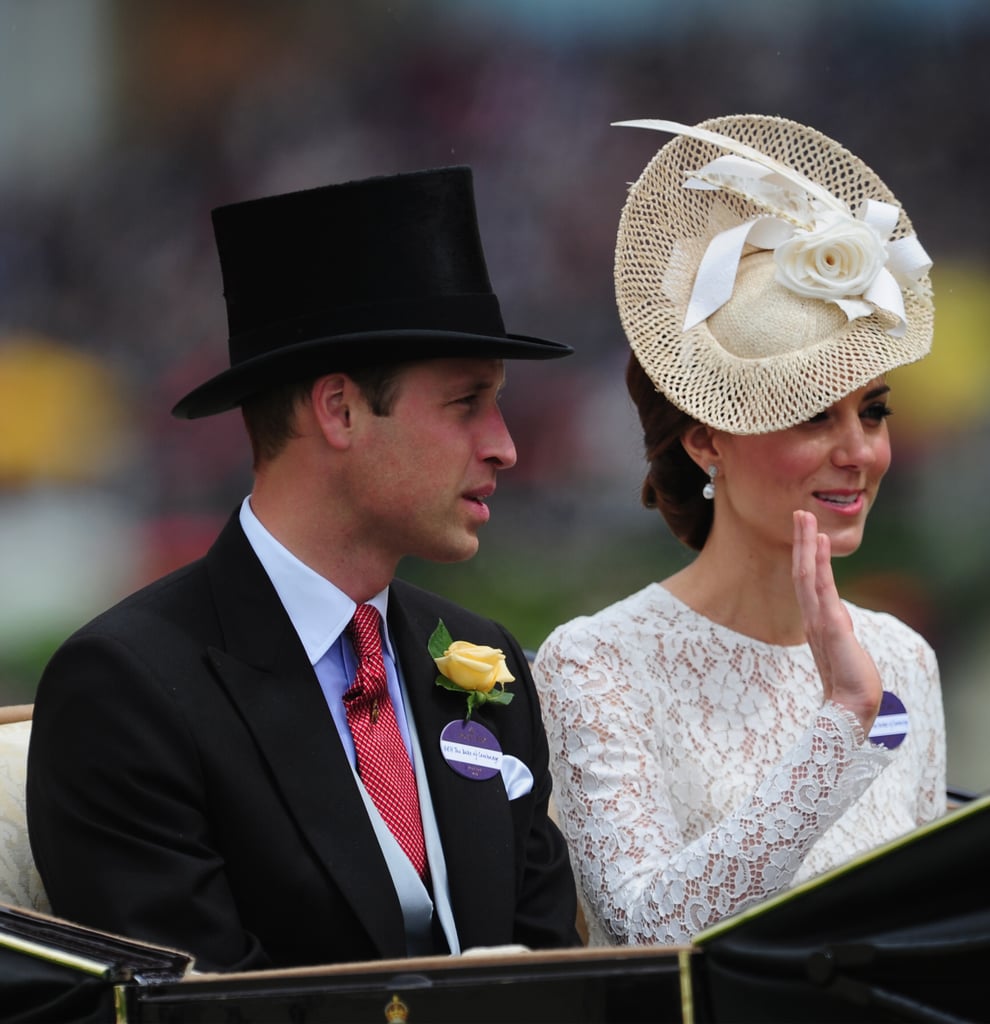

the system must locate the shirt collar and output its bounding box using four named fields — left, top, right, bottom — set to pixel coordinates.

left=238, top=496, right=391, bottom=665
